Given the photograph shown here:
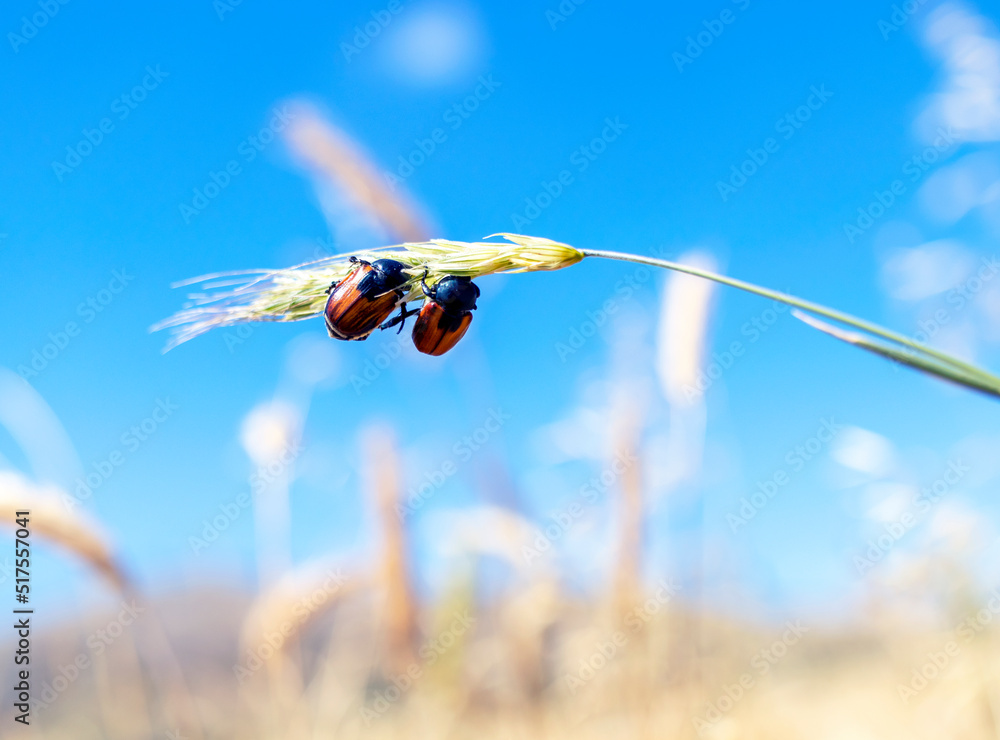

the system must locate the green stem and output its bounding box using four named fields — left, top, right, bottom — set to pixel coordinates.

left=580, top=248, right=1000, bottom=391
